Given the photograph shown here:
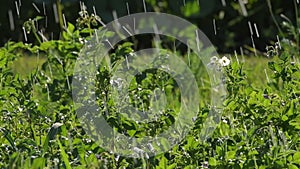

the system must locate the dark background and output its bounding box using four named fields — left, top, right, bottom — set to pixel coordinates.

left=0, top=0, right=297, bottom=53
